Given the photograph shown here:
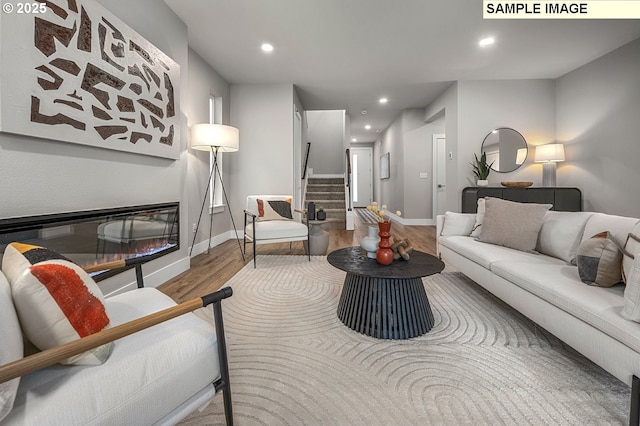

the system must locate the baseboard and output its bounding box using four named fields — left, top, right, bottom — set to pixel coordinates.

left=105, top=230, right=241, bottom=297
left=190, top=229, right=241, bottom=257
left=104, top=256, right=190, bottom=297
left=386, top=211, right=435, bottom=226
